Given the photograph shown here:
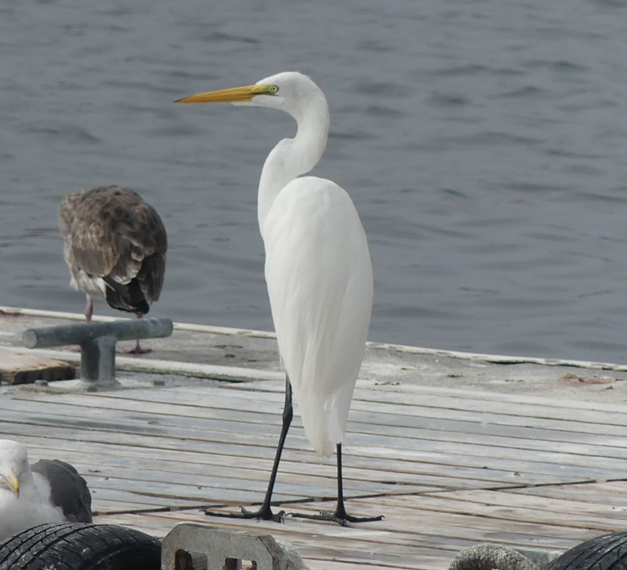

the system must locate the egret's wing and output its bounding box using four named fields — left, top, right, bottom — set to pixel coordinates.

left=263, top=177, right=373, bottom=456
